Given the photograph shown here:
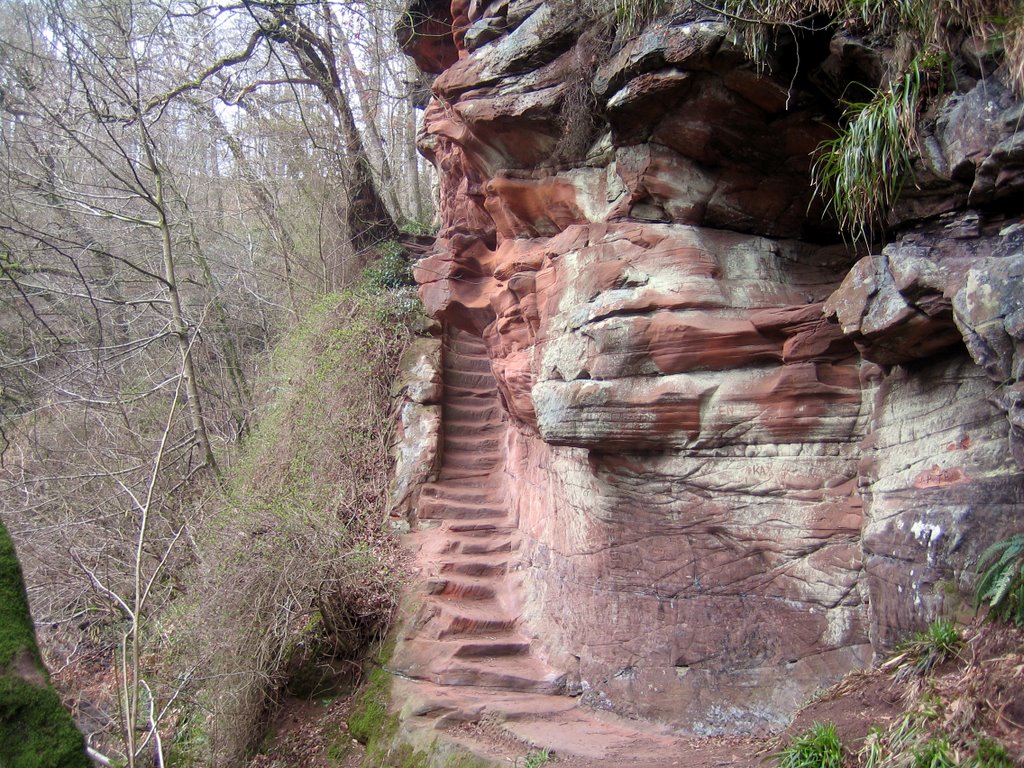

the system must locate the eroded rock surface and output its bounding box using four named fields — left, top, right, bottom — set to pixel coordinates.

left=392, top=0, right=1024, bottom=745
